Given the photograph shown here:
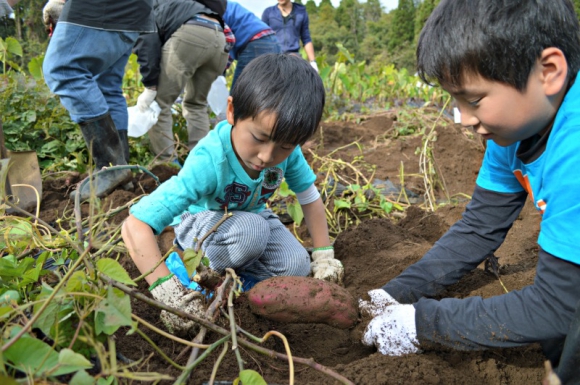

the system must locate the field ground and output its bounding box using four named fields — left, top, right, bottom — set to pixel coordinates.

left=37, top=111, right=545, bottom=384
